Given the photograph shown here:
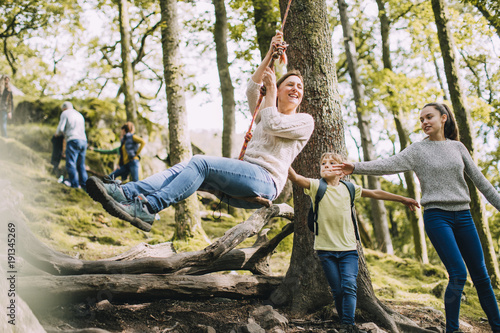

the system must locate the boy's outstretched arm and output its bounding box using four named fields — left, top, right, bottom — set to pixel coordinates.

left=288, top=167, right=311, bottom=189
left=362, top=189, right=420, bottom=211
